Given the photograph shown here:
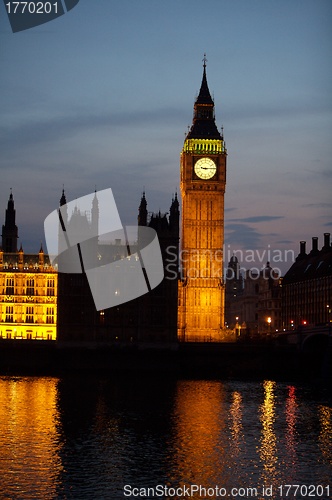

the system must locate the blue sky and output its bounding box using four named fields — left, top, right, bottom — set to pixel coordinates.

left=0, top=0, right=331, bottom=273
